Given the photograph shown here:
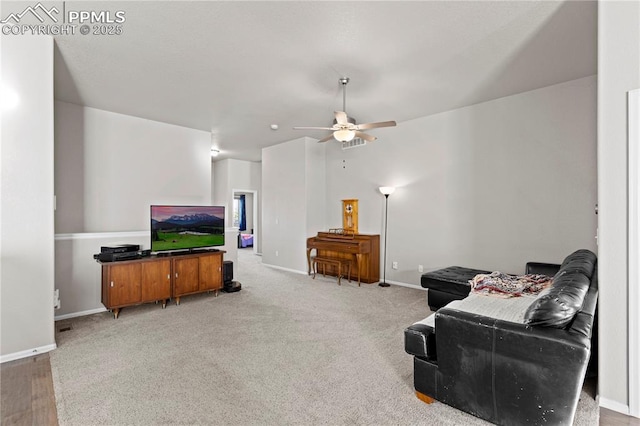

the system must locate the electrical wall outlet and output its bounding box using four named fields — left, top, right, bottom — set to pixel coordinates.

left=418, top=265, right=424, bottom=273
left=392, top=261, right=398, bottom=270
left=275, top=250, right=279, bottom=257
